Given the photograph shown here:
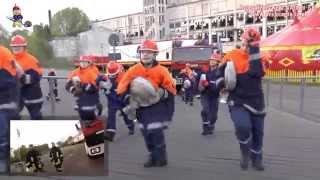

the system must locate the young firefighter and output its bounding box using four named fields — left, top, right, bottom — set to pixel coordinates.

left=96, top=61, right=135, bottom=142
left=117, top=40, right=176, bottom=168
left=65, top=55, right=100, bottom=125
left=222, top=28, right=266, bottom=171
left=180, top=63, right=196, bottom=105
left=198, top=53, right=224, bottom=135
left=49, top=142, right=63, bottom=172
left=10, top=35, right=44, bottom=120
left=0, top=44, right=19, bottom=173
